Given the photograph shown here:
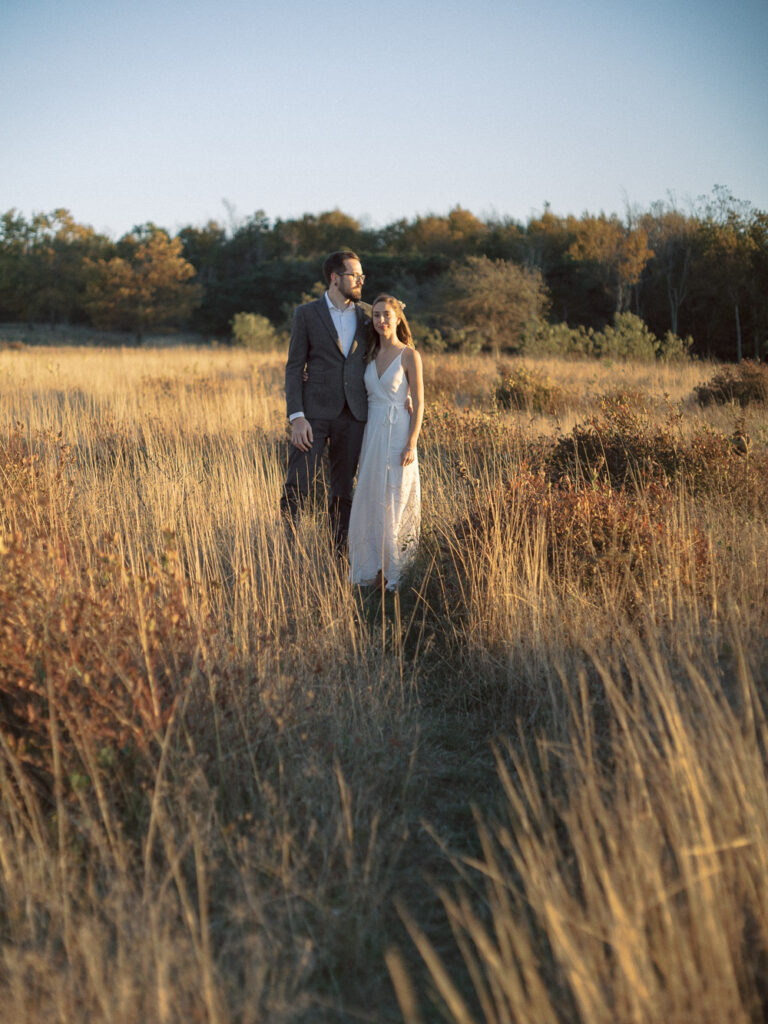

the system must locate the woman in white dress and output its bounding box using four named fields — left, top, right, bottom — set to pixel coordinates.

left=348, top=295, right=424, bottom=590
